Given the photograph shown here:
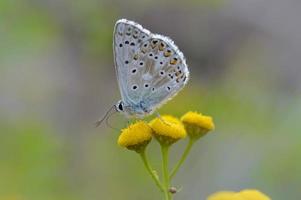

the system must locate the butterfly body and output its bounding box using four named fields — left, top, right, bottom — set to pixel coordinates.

left=113, top=19, right=189, bottom=118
